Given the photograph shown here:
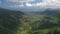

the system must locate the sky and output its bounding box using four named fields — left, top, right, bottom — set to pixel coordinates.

left=0, top=0, right=60, bottom=11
